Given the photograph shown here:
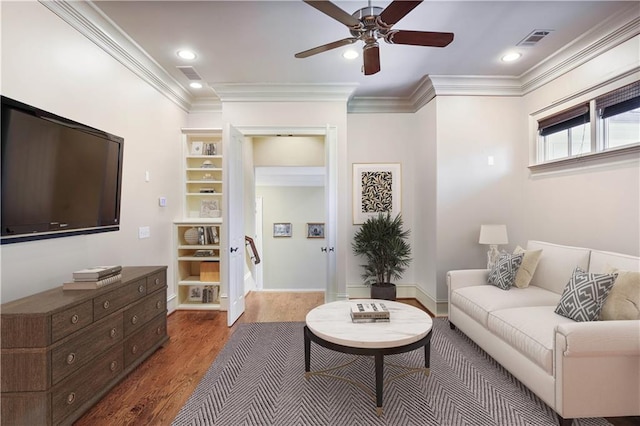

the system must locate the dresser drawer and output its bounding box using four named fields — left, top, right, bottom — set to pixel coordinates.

left=124, top=314, right=166, bottom=368
left=146, top=270, right=166, bottom=294
left=93, top=279, right=147, bottom=321
left=52, top=300, right=93, bottom=343
left=51, top=313, right=123, bottom=385
left=52, top=344, right=123, bottom=425
left=124, top=290, right=167, bottom=337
